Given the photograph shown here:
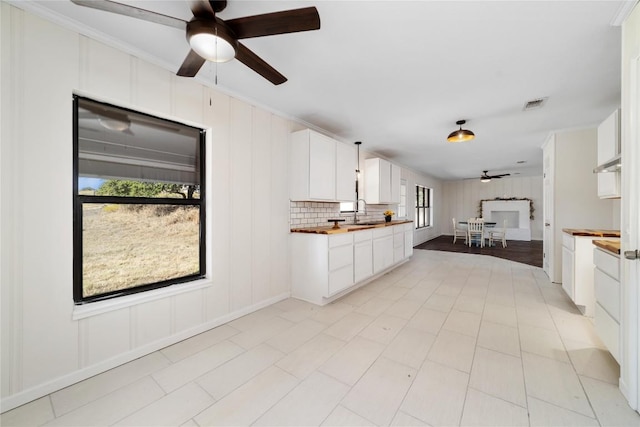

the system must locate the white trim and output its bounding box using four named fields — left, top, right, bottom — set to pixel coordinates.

left=72, top=278, right=213, bottom=320
left=1, top=291, right=290, bottom=413
left=611, top=0, right=639, bottom=27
